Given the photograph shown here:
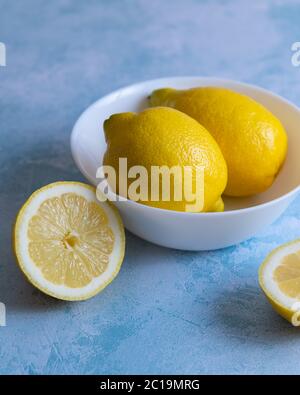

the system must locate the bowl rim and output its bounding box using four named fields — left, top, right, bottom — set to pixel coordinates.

left=71, top=76, right=300, bottom=217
